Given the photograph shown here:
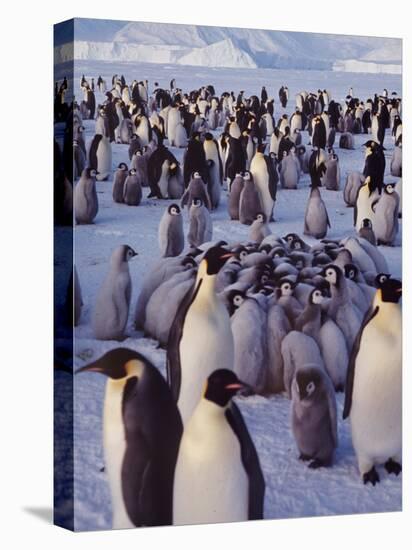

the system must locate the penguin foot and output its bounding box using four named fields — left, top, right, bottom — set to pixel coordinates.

left=299, top=453, right=311, bottom=462
left=100, top=466, right=105, bottom=472
left=308, top=458, right=326, bottom=469
left=385, top=459, right=402, bottom=476
left=335, top=384, right=344, bottom=393
left=363, top=467, right=380, bottom=486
